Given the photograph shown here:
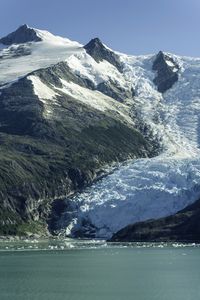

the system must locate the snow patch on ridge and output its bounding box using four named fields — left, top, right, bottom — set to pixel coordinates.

left=33, top=28, right=80, bottom=46
left=67, top=51, right=129, bottom=87
left=28, top=75, right=59, bottom=118
left=29, top=75, right=57, bottom=100
left=55, top=79, right=134, bottom=125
